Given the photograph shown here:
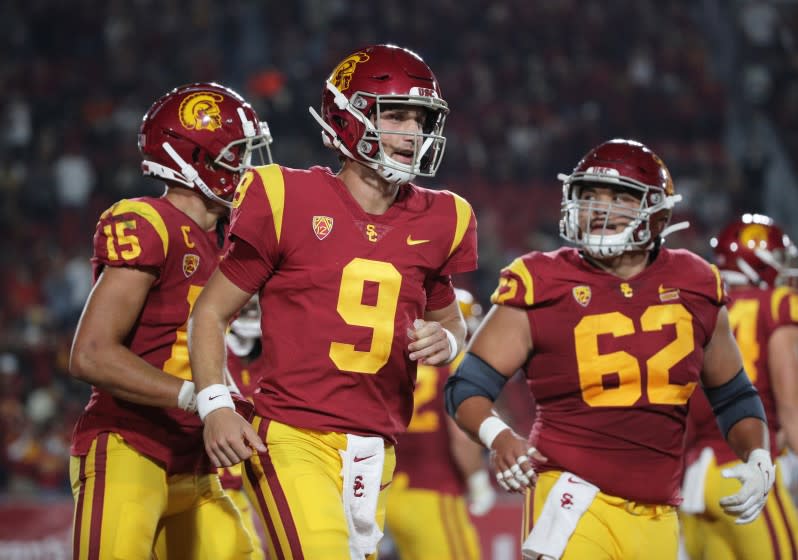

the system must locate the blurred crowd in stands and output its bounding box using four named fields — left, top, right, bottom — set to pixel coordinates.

left=1, top=0, right=796, bottom=496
